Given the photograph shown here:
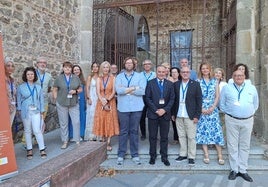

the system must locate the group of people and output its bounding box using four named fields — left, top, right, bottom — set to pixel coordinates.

left=4, top=56, right=258, bottom=182
left=5, top=57, right=52, bottom=160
